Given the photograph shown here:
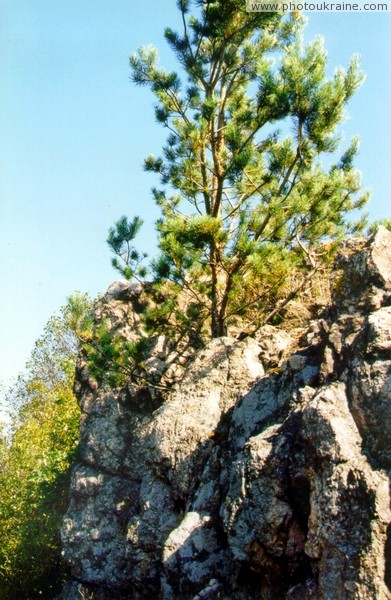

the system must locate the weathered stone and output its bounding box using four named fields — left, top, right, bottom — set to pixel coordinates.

left=162, top=511, right=228, bottom=596
left=138, top=337, right=264, bottom=499
left=255, top=324, right=292, bottom=368
left=224, top=383, right=391, bottom=599
left=332, top=226, right=391, bottom=312
left=59, top=228, right=391, bottom=600
left=367, top=307, right=391, bottom=355
left=61, top=465, right=140, bottom=589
